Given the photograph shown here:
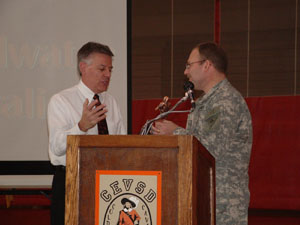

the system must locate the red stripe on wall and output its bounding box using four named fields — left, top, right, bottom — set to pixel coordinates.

left=214, top=0, right=220, bottom=44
